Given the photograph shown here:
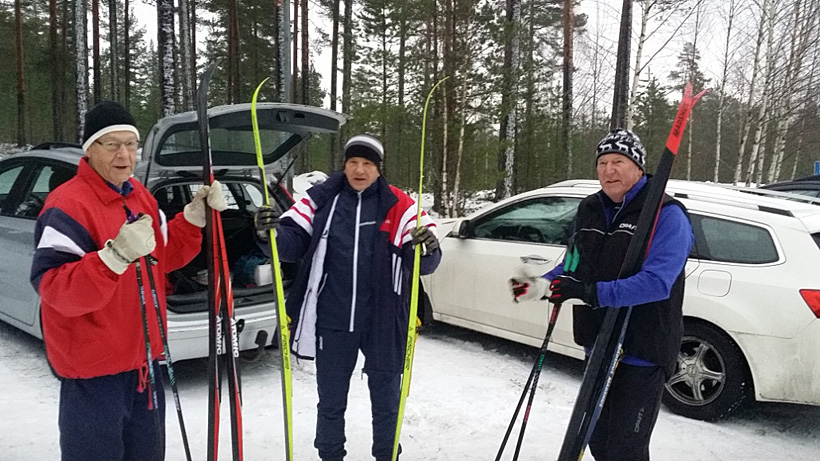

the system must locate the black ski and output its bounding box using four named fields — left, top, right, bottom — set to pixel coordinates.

left=556, top=82, right=705, bottom=461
